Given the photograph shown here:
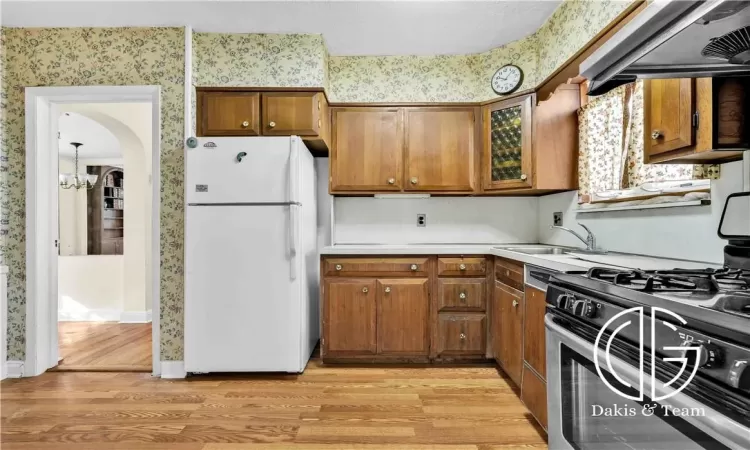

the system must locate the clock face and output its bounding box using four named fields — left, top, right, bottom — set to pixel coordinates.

left=491, top=65, right=523, bottom=95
